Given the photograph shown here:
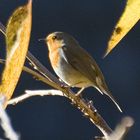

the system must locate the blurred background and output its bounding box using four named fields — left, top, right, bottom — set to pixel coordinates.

left=0, top=0, right=140, bottom=139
